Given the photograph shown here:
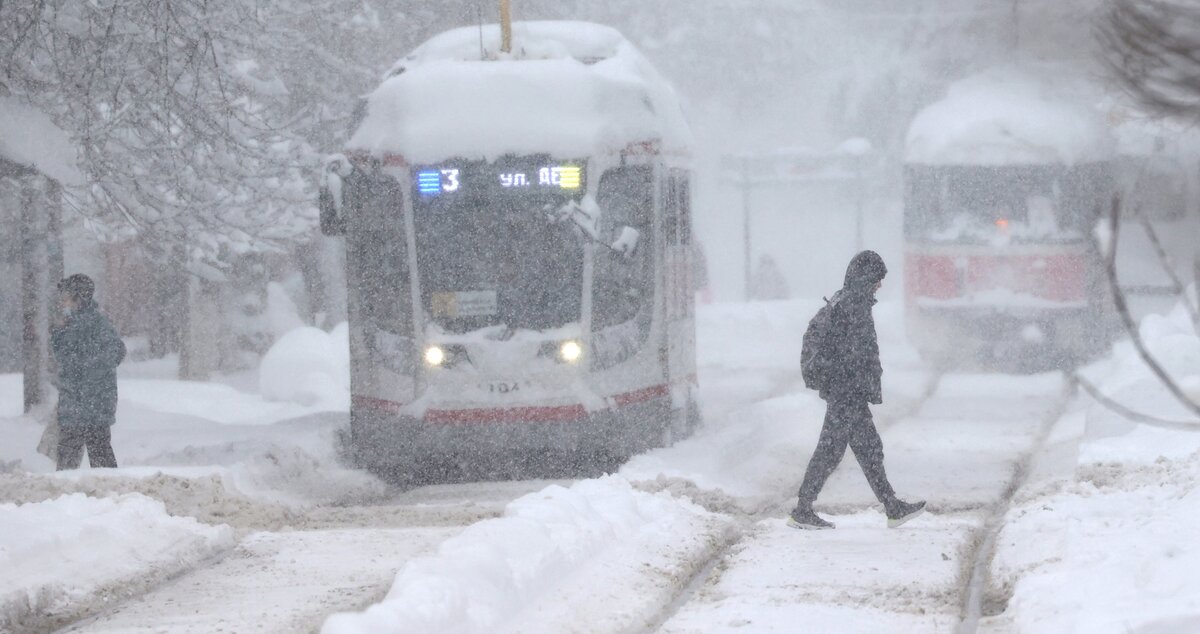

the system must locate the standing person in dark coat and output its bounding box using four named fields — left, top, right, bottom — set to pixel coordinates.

left=789, top=251, right=925, bottom=529
left=51, top=274, right=126, bottom=470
